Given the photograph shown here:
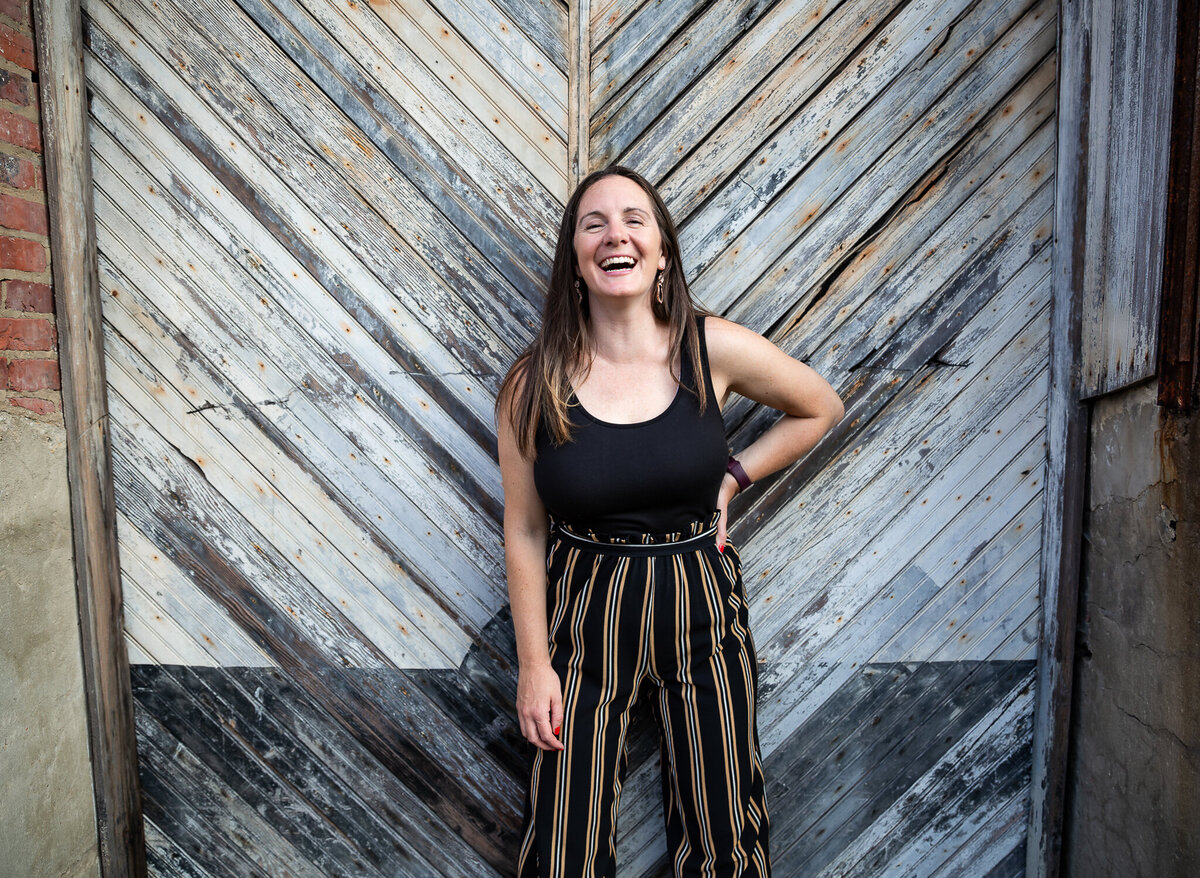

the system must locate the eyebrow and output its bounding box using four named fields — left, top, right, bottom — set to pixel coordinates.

left=578, top=206, right=651, bottom=224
